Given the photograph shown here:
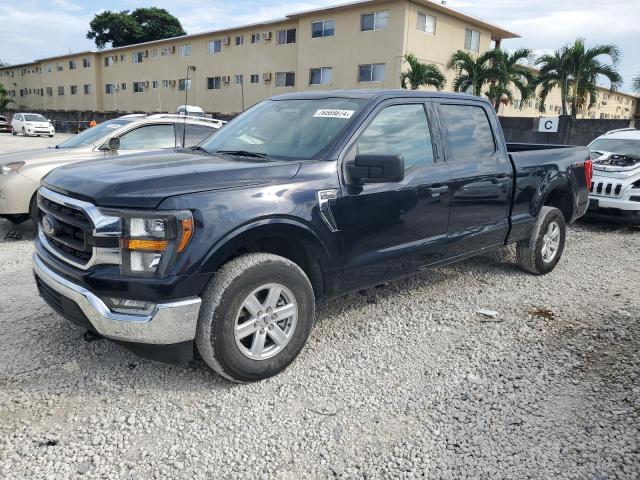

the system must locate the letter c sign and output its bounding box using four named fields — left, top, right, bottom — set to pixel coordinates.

left=538, top=117, right=559, bottom=133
